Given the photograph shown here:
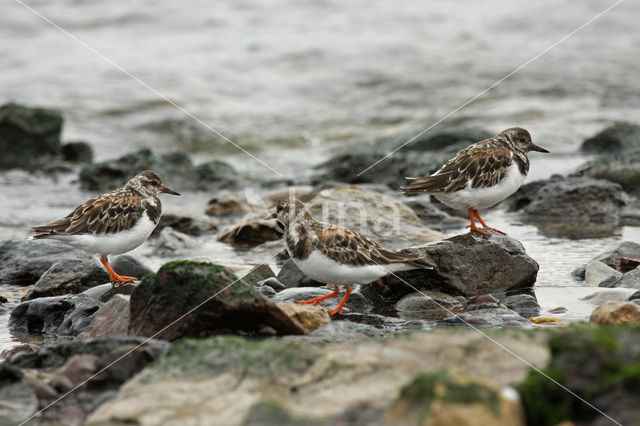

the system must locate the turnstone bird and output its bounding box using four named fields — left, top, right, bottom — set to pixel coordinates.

left=401, top=127, right=549, bottom=236
left=271, top=199, right=435, bottom=315
left=30, top=170, right=179, bottom=285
